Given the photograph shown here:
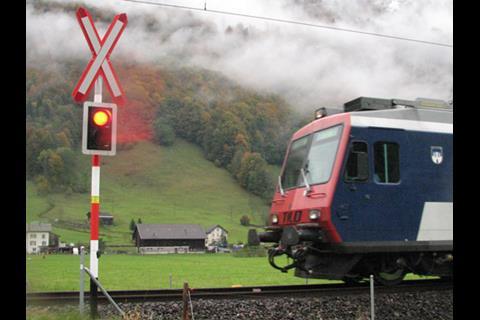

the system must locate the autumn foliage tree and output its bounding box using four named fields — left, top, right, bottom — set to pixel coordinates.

left=26, top=65, right=87, bottom=194
left=27, top=59, right=303, bottom=201
left=150, top=67, right=302, bottom=201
